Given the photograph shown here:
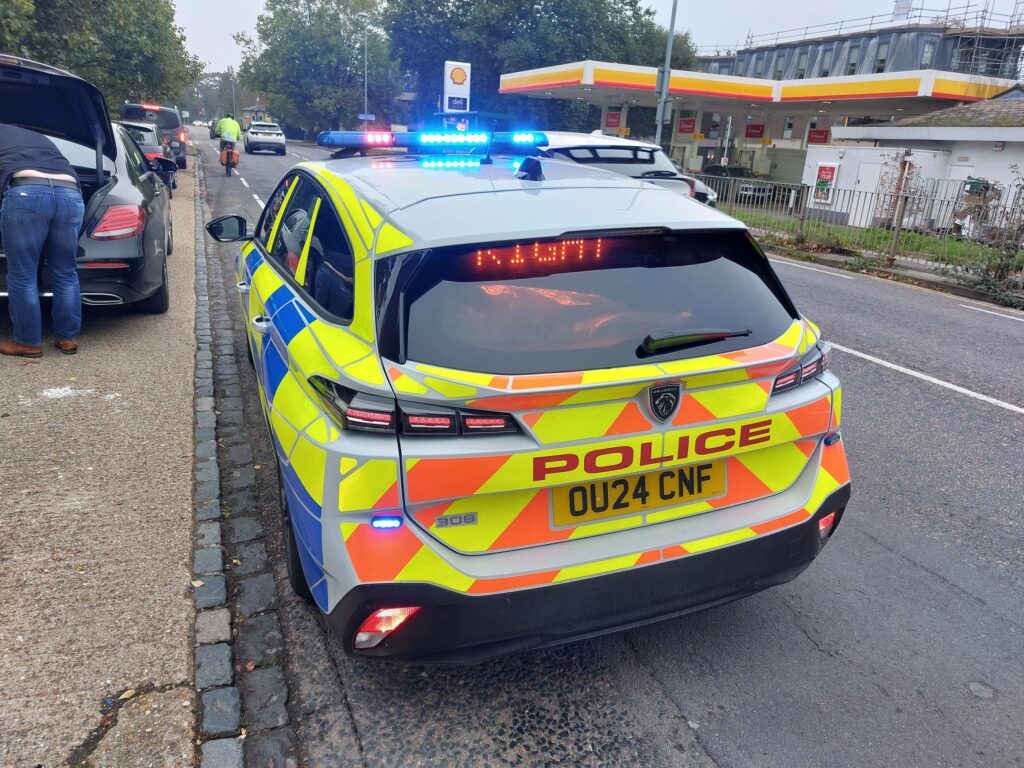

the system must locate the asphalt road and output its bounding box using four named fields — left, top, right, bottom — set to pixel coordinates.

left=198, top=136, right=1024, bottom=768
